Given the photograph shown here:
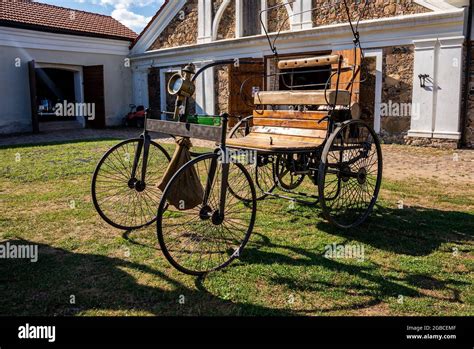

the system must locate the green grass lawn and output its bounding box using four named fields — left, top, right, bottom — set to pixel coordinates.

left=0, top=140, right=473, bottom=316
